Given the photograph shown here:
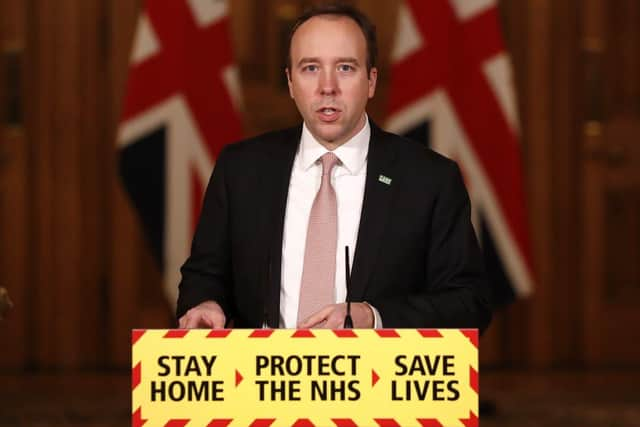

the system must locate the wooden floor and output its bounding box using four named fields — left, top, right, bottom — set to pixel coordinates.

left=1, top=370, right=639, bottom=426
left=481, top=370, right=640, bottom=427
